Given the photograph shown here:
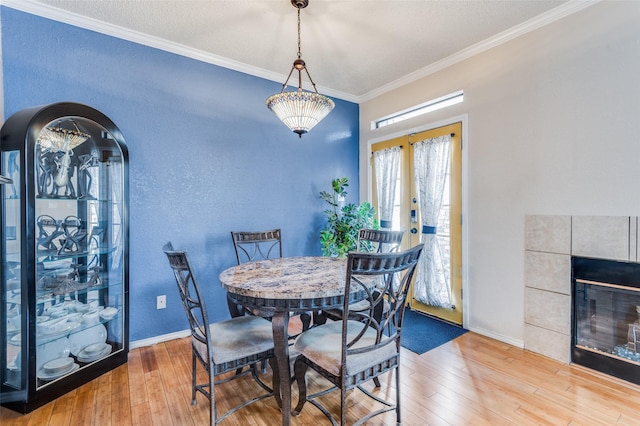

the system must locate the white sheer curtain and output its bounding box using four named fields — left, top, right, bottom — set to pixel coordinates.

left=373, top=146, right=401, bottom=229
left=413, top=135, right=452, bottom=308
